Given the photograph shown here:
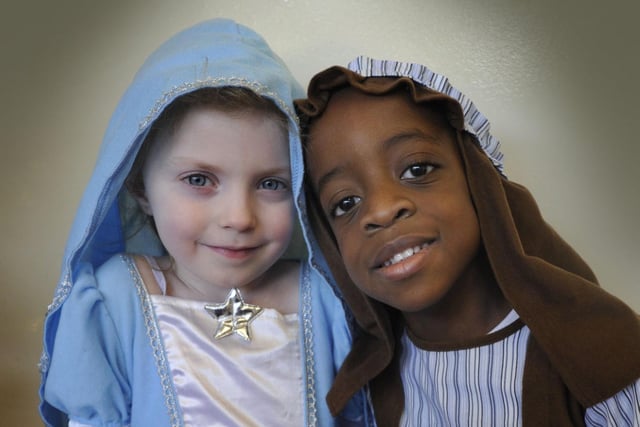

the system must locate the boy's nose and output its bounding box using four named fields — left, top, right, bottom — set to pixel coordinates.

left=361, top=189, right=415, bottom=232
